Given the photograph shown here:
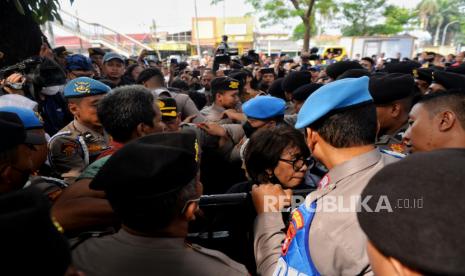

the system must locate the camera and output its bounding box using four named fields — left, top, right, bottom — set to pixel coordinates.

left=0, top=56, right=43, bottom=79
